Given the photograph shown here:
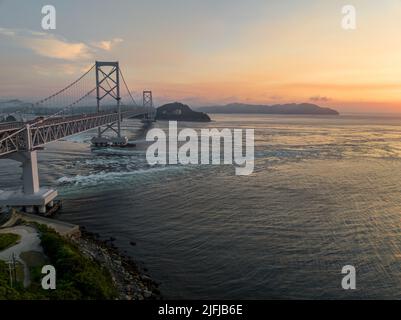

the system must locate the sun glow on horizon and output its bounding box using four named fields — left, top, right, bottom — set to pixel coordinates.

left=1, top=0, right=401, bottom=113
